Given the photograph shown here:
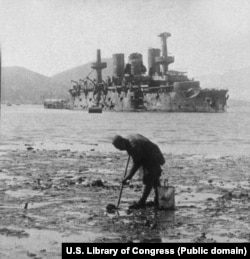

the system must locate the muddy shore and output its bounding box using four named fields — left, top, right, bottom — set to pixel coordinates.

left=0, top=148, right=250, bottom=258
